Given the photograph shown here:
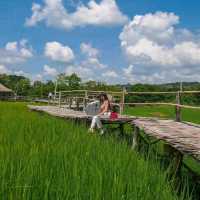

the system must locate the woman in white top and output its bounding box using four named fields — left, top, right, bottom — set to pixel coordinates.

left=89, top=93, right=111, bottom=134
